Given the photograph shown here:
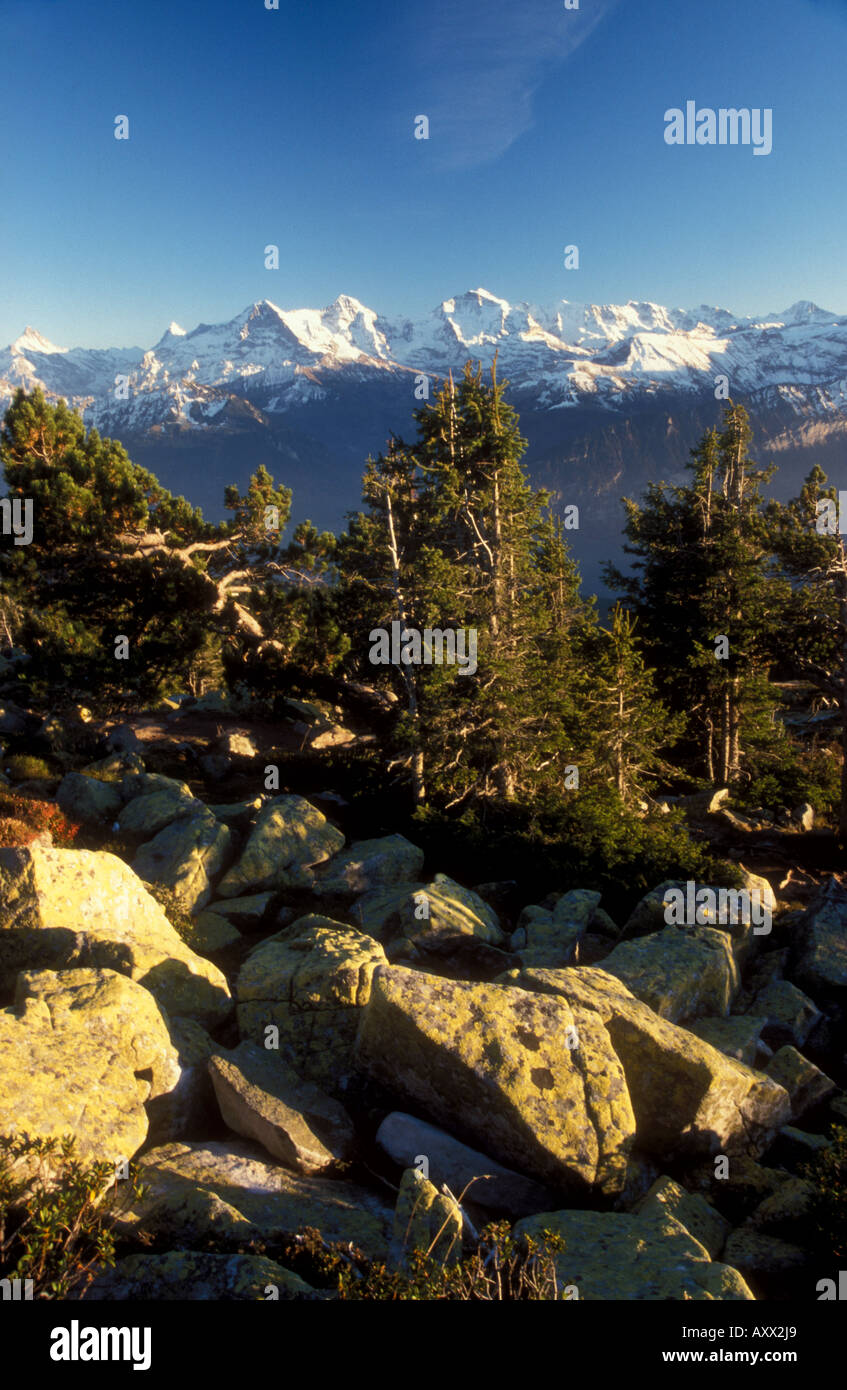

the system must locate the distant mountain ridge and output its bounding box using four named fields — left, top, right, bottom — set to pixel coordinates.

left=4, top=288, right=847, bottom=592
